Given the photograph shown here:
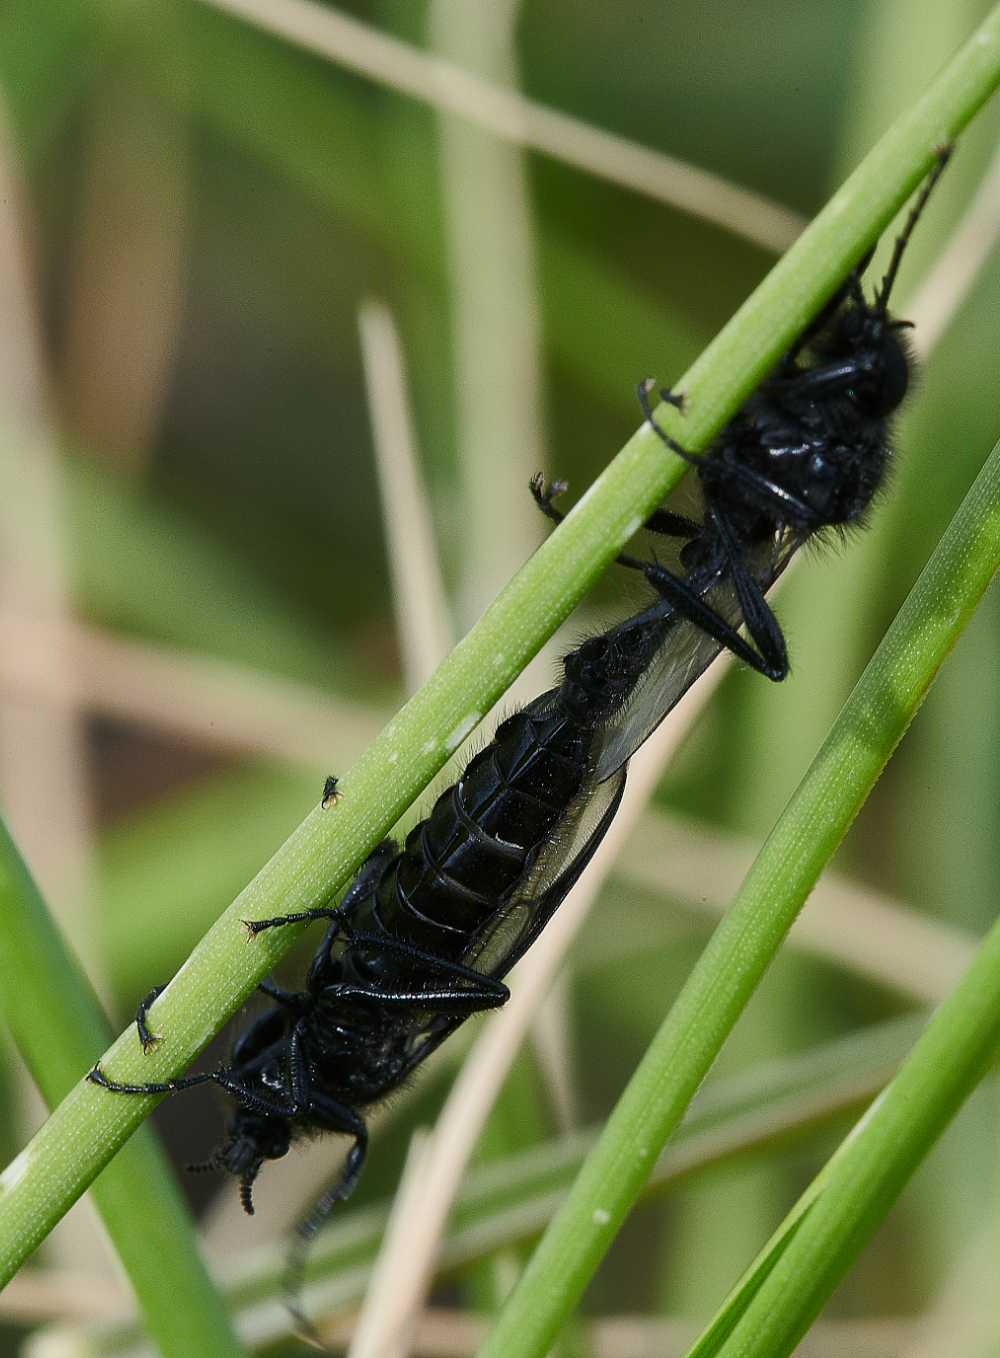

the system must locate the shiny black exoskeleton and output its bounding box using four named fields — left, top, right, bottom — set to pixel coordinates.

left=628, top=149, right=951, bottom=690
left=88, top=151, right=948, bottom=1277
left=86, top=609, right=659, bottom=1222
left=528, top=149, right=950, bottom=782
